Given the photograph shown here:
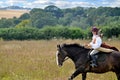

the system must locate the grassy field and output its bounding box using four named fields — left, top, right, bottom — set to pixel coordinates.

left=0, top=10, right=29, bottom=19
left=0, top=39, right=119, bottom=80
